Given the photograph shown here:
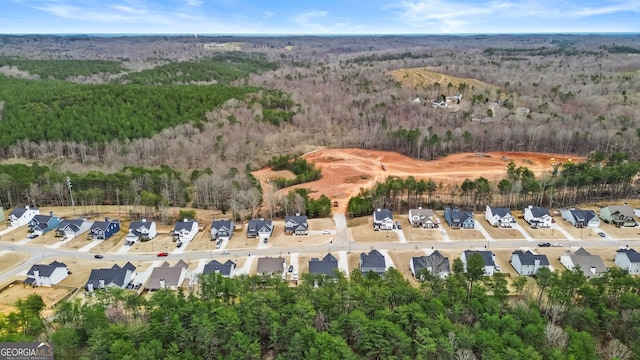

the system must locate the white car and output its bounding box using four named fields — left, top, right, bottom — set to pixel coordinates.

left=322, top=230, right=331, bottom=234
left=221, top=250, right=230, bottom=255
left=441, top=230, right=447, bottom=235
left=551, top=242, right=562, bottom=247
left=292, top=271, right=298, bottom=280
